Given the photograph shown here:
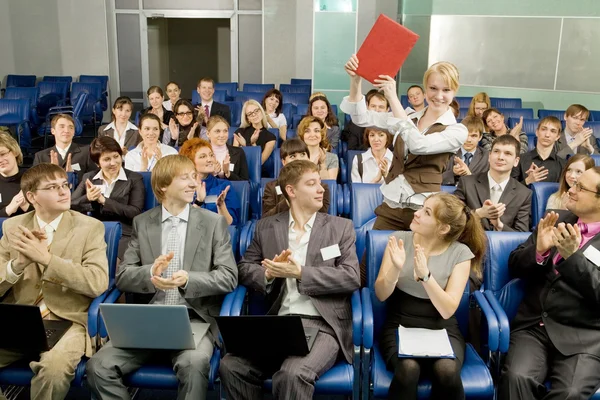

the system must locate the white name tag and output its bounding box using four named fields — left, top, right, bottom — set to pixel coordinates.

left=320, top=244, right=341, bottom=261
left=275, top=185, right=282, bottom=195
left=583, top=245, right=600, bottom=267
left=204, top=195, right=218, bottom=204
left=71, top=163, right=81, bottom=171
left=229, top=163, right=235, bottom=172
left=0, top=193, right=2, bottom=203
